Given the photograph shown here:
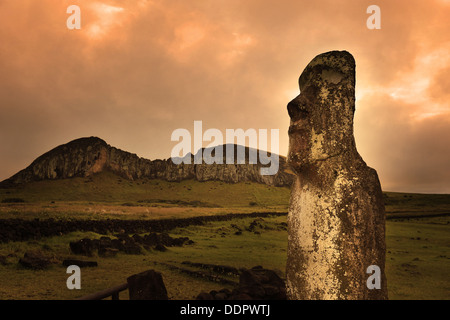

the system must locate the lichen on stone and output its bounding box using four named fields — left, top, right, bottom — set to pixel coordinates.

left=286, top=50, right=388, bottom=300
